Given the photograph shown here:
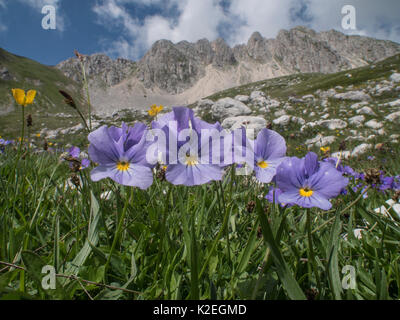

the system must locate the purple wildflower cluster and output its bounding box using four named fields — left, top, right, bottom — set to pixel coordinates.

left=324, top=157, right=400, bottom=193
left=87, top=106, right=351, bottom=211
left=266, top=155, right=400, bottom=208
left=67, top=146, right=90, bottom=170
